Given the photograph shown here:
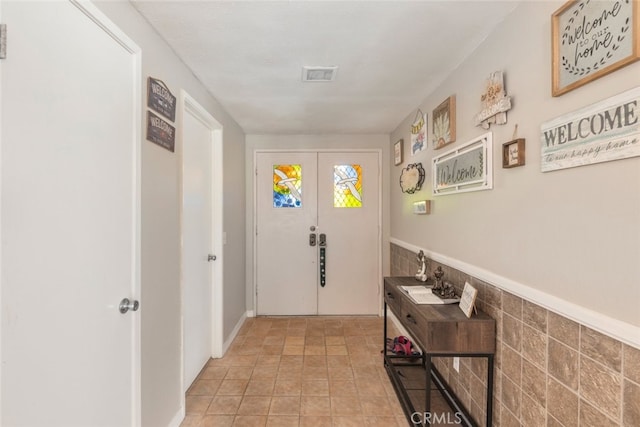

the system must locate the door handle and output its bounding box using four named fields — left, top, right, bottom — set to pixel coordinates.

left=119, top=298, right=139, bottom=314
left=319, top=234, right=327, bottom=287
left=208, top=254, right=217, bottom=261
